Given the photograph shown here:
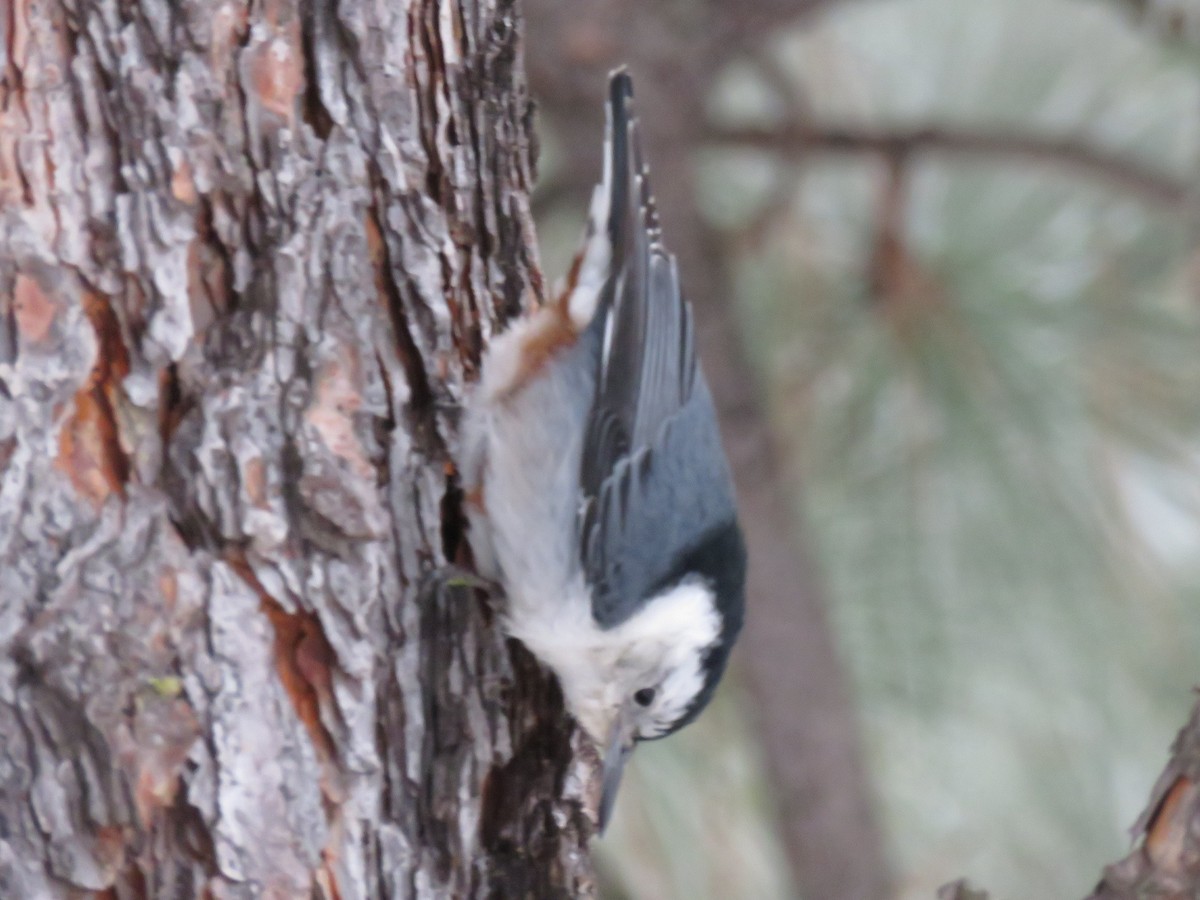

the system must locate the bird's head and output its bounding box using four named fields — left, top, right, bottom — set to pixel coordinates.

left=559, top=572, right=743, bottom=831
